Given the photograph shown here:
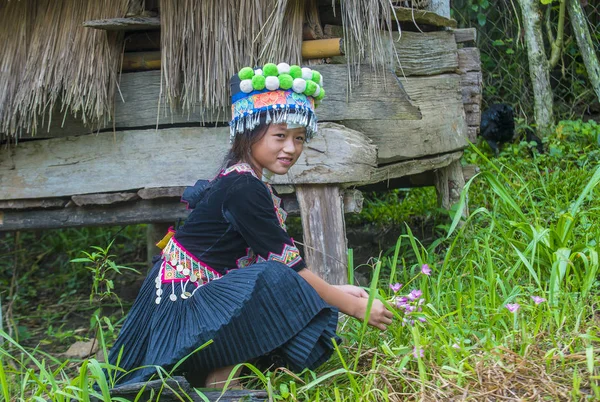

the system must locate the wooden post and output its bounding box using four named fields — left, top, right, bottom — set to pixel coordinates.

left=434, top=160, right=468, bottom=217
left=295, top=185, right=348, bottom=286
left=146, top=223, right=171, bottom=265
